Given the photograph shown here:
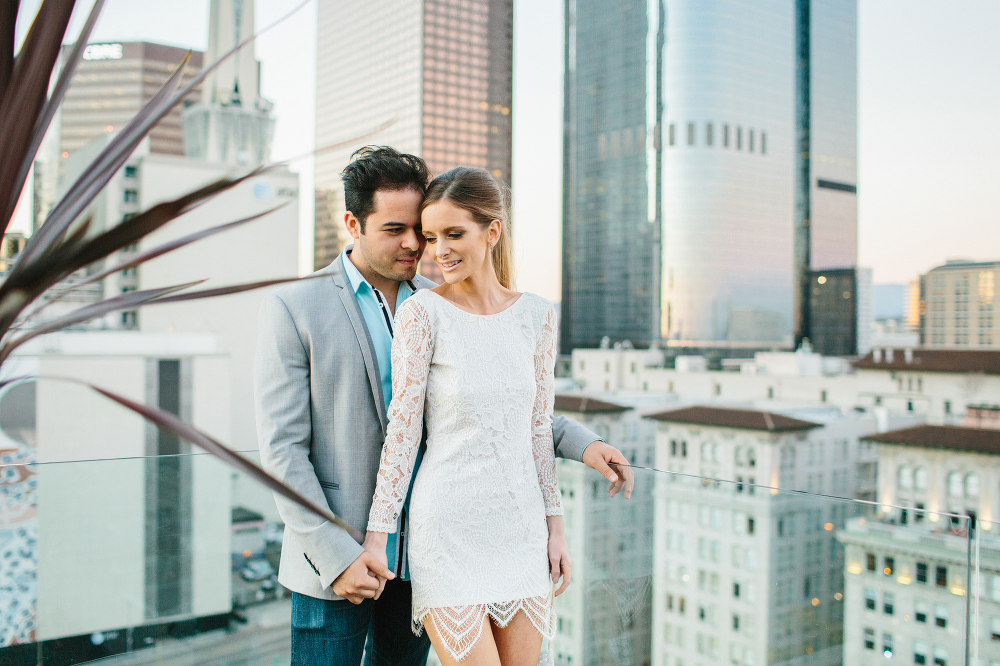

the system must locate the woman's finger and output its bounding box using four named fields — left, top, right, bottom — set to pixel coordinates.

left=555, top=558, right=572, bottom=596
left=550, top=555, right=560, bottom=580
